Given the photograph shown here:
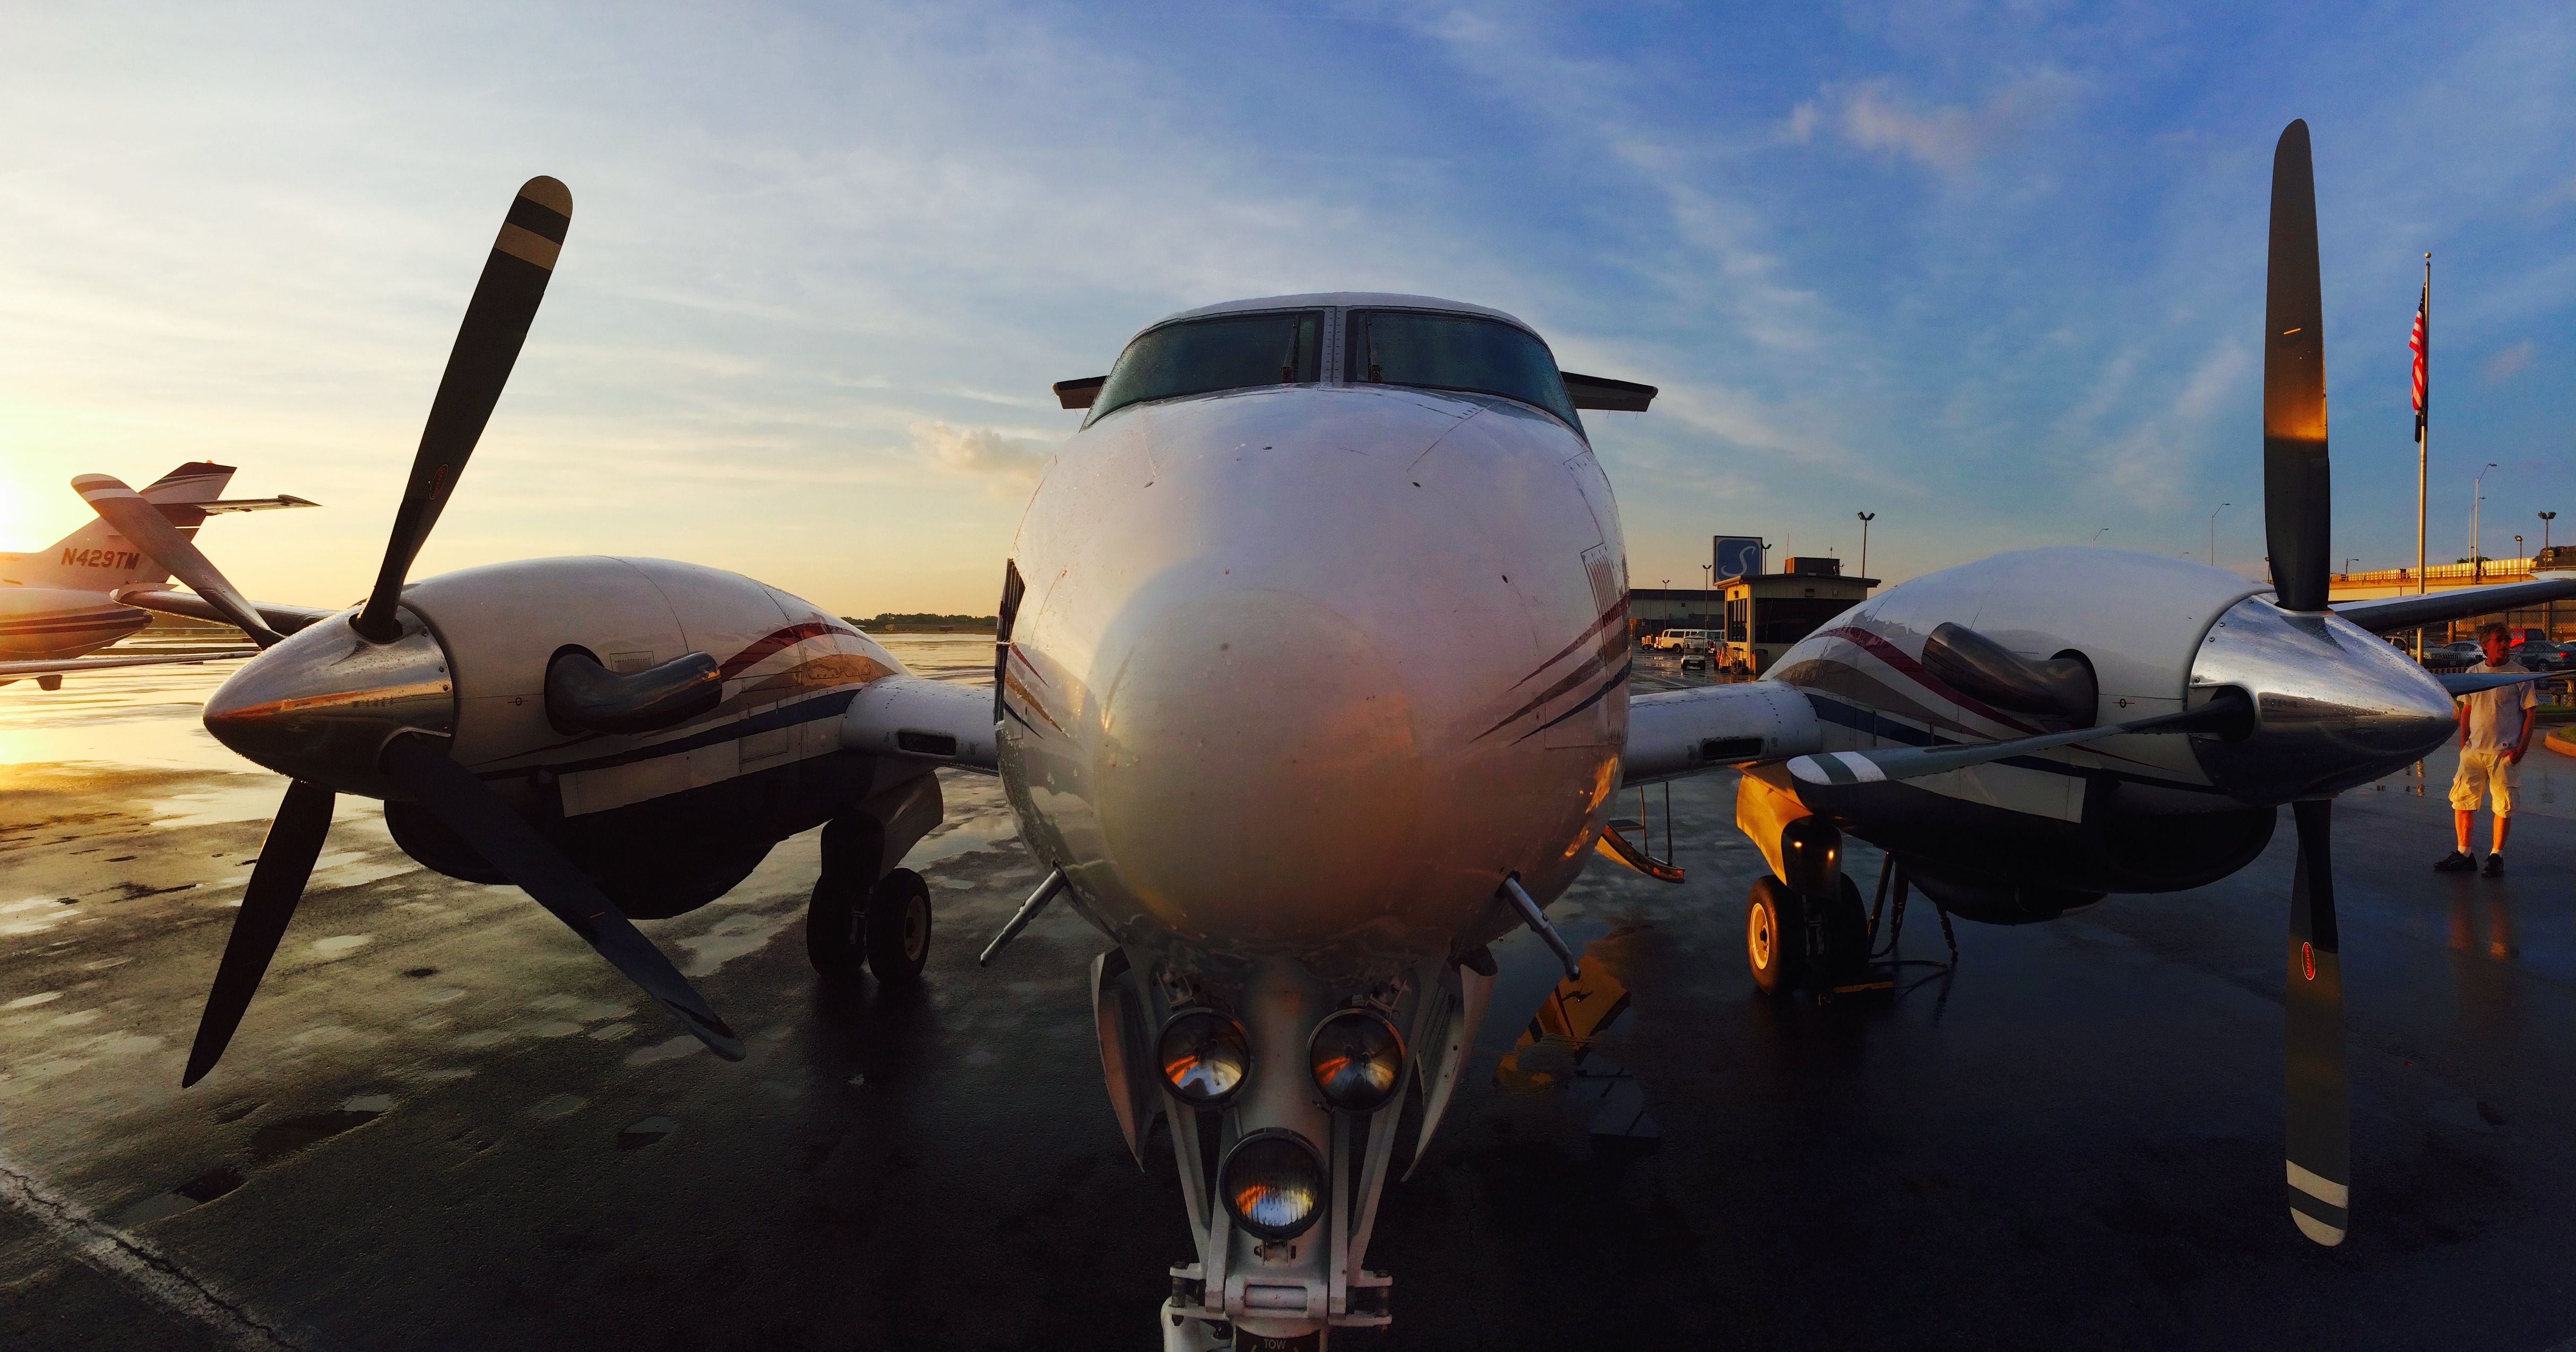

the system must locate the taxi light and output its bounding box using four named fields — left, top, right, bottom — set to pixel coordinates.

left=1220, top=1129, right=1325, bottom=1241
left=1307, top=1009, right=1405, bottom=1113
left=1157, top=1009, right=1250, bottom=1106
